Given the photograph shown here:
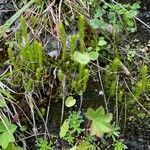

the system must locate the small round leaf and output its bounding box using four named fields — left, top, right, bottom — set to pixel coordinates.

left=65, top=96, right=76, bottom=107
left=98, top=37, right=107, bottom=46
left=74, top=51, right=90, bottom=65
left=89, top=51, right=99, bottom=61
